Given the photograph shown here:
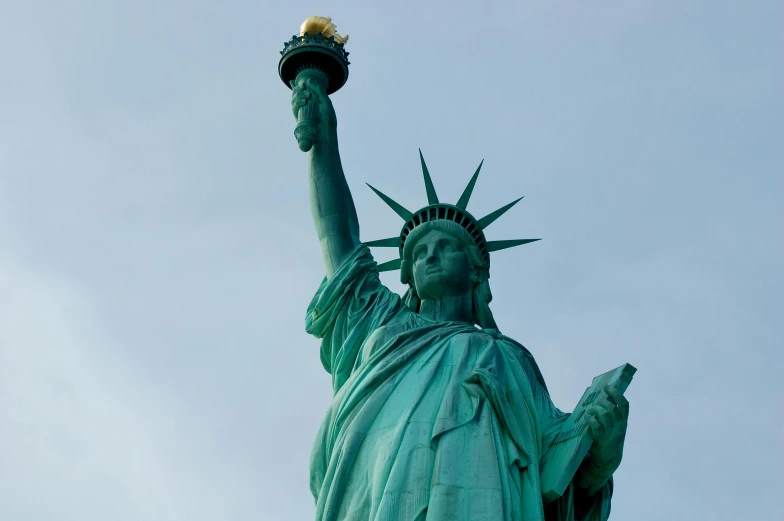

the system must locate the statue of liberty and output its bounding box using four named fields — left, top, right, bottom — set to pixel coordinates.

left=283, top=18, right=631, bottom=521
